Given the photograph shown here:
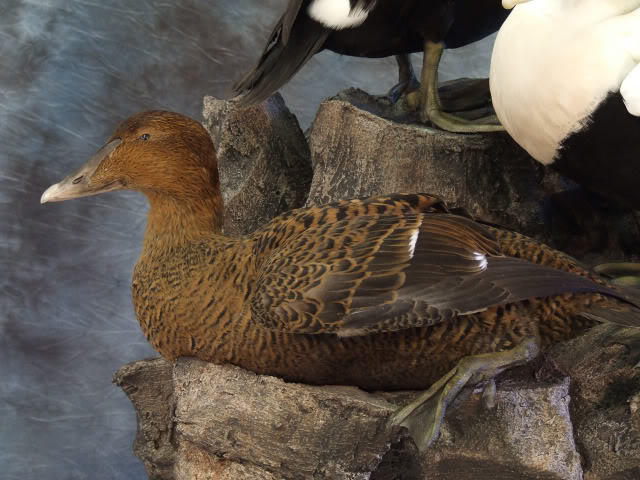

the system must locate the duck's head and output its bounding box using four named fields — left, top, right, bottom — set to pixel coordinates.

left=41, top=110, right=221, bottom=208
